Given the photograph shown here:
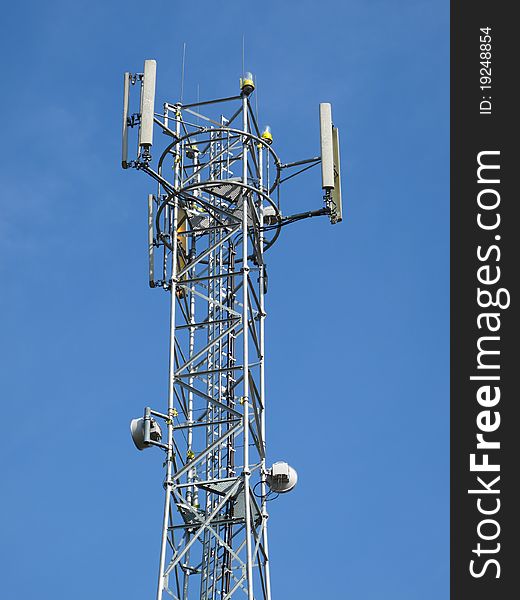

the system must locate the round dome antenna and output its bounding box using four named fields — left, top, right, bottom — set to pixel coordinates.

left=266, top=461, right=298, bottom=494
left=130, top=417, right=162, bottom=451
